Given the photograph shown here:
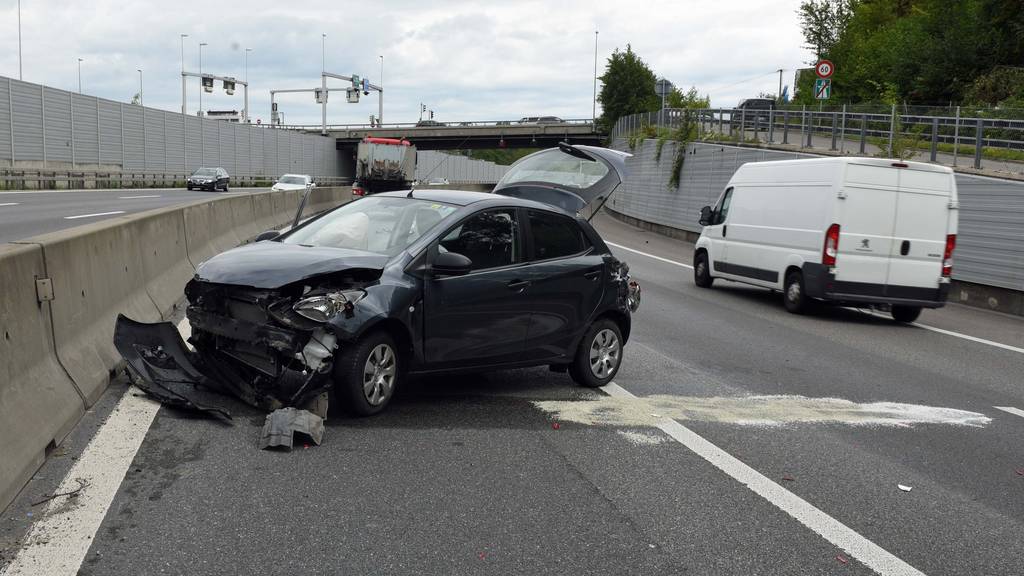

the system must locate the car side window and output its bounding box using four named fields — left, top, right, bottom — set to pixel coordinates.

left=528, top=210, right=589, bottom=261
left=438, top=209, right=519, bottom=271
left=714, top=187, right=733, bottom=225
